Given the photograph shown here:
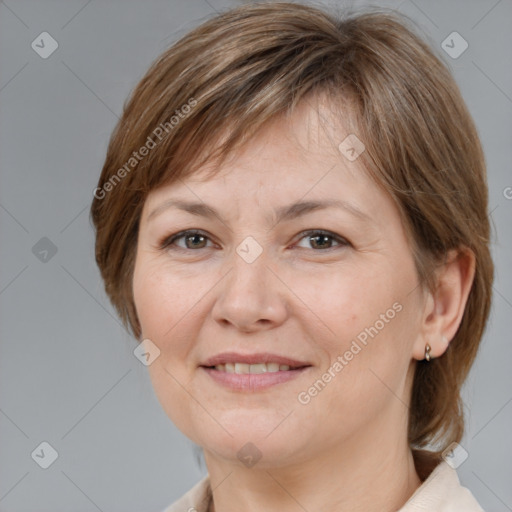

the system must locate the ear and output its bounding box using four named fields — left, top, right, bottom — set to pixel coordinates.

left=412, top=247, right=476, bottom=361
